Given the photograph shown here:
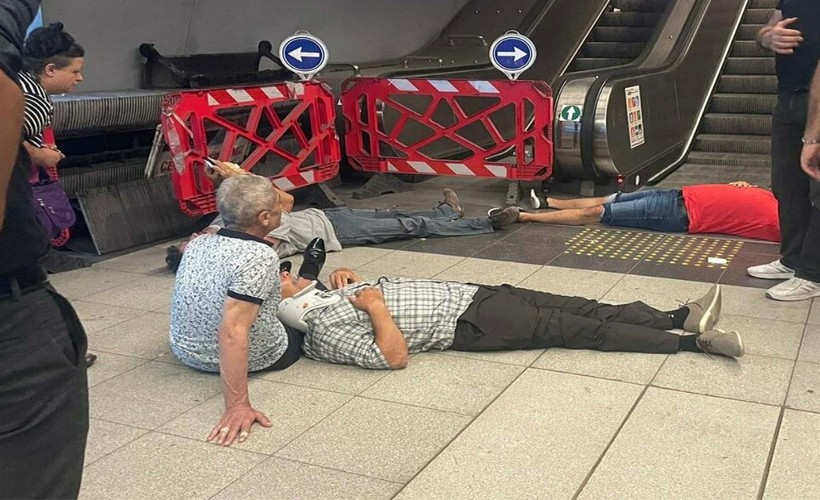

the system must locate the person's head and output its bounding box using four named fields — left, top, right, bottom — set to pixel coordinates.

left=216, top=175, right=281, bottom=238
left=23, top=22, right=85, bottom=94
left=279, top=271, right=313, bottom=299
